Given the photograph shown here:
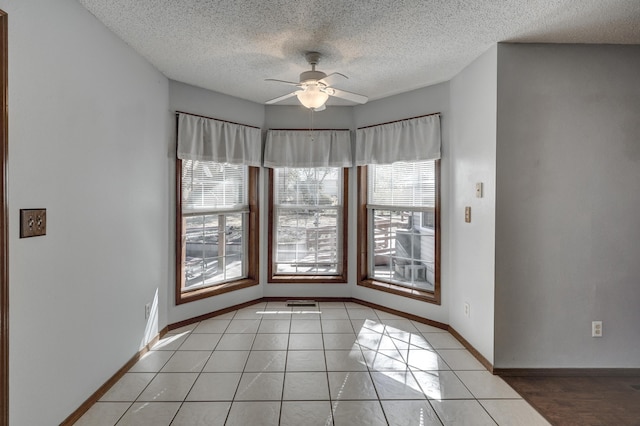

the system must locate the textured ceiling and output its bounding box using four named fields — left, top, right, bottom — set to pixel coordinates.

left=77, top=0, right=640, bottom=106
